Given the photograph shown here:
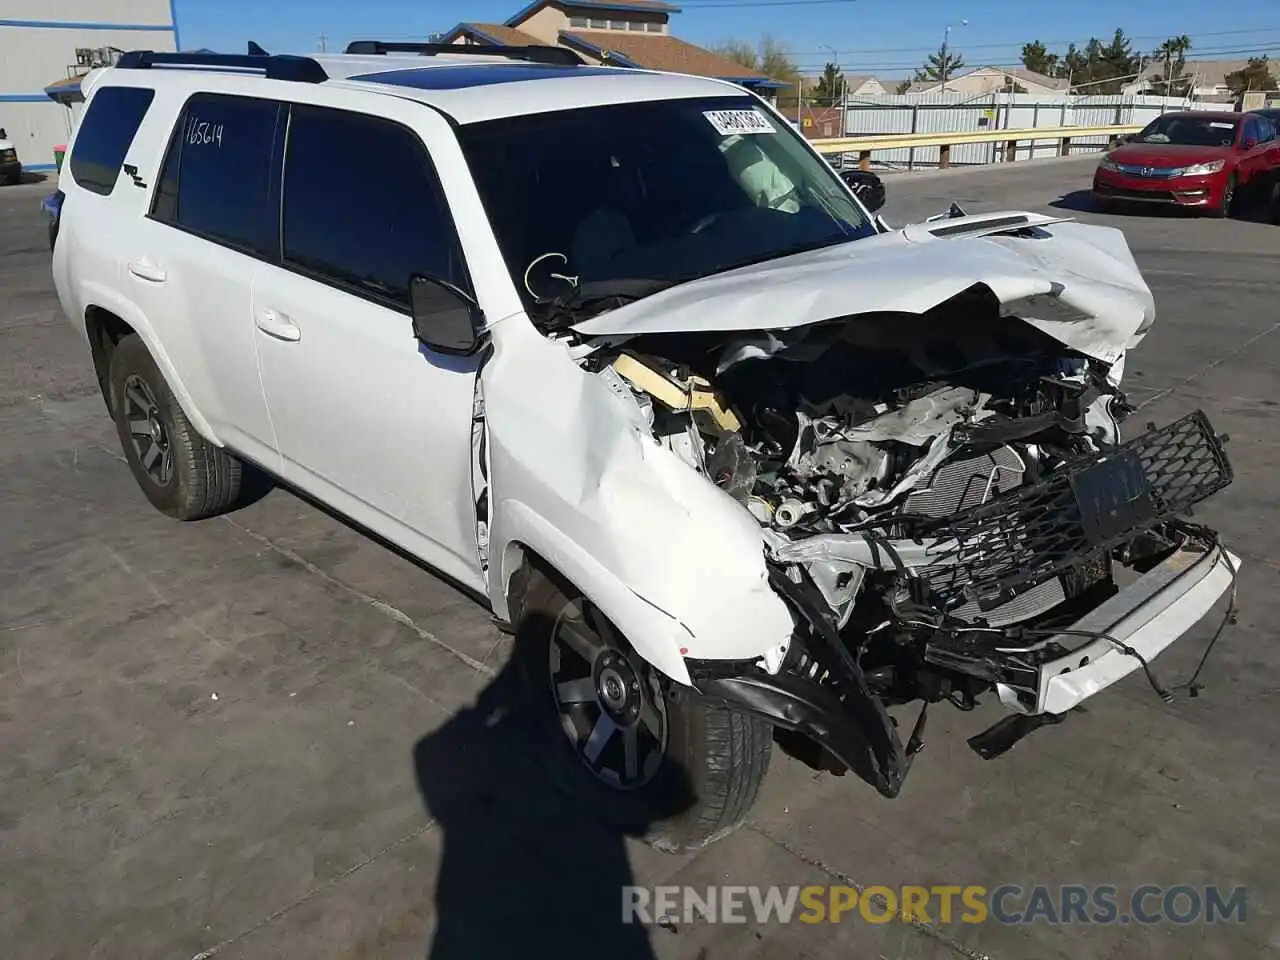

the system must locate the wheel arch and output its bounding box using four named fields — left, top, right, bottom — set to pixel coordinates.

left=79, top=285, right=222, bottom=446
left=491, top=505, right=694, bottom=687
